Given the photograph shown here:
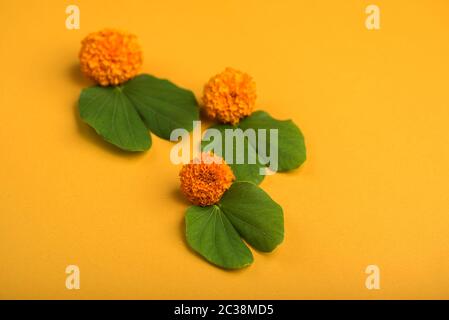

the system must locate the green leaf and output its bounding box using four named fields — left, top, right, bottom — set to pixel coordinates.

left=202, top=124, right=265, bottom=185
left=185, top=182, right=284, bottom=268
left=79, top=86, right=151, bottom=151
left=185, top=205, right=253, bottom=269
left=220, top=182, right=284, bottom=252
left=123, top=74, right=199, bottom=140
left=200, top=111, right=306, bottom=182
left=239, top=111, right=306, bottom=171
left=79, top=74, right=199, bottom=151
